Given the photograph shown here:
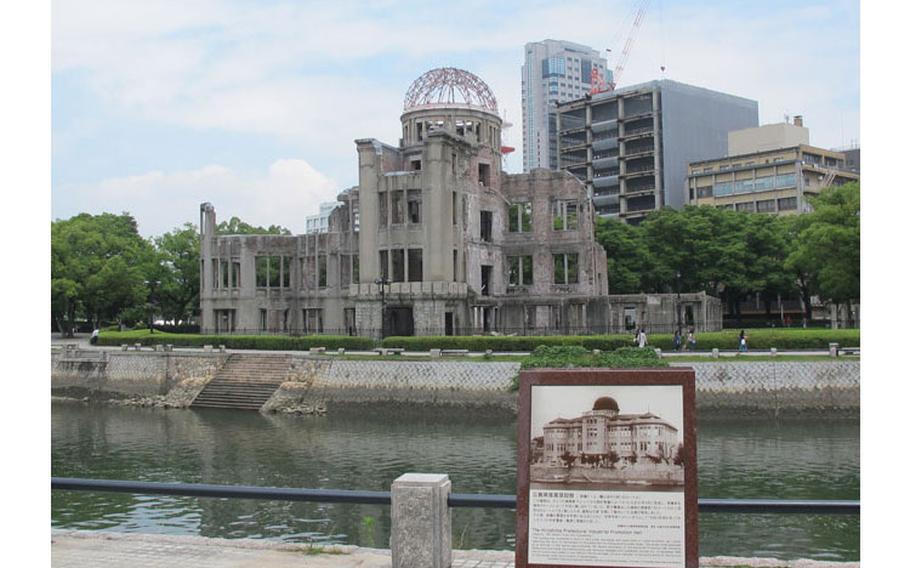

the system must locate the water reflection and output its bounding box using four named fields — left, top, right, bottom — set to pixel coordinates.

left=51, top=401, right=858, bottom=559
